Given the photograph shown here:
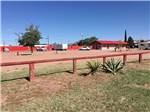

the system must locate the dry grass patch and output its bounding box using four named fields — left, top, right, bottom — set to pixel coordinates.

left=1, top=60, right=150, bottom=112
left=1, top=70, right=110, bottom=112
